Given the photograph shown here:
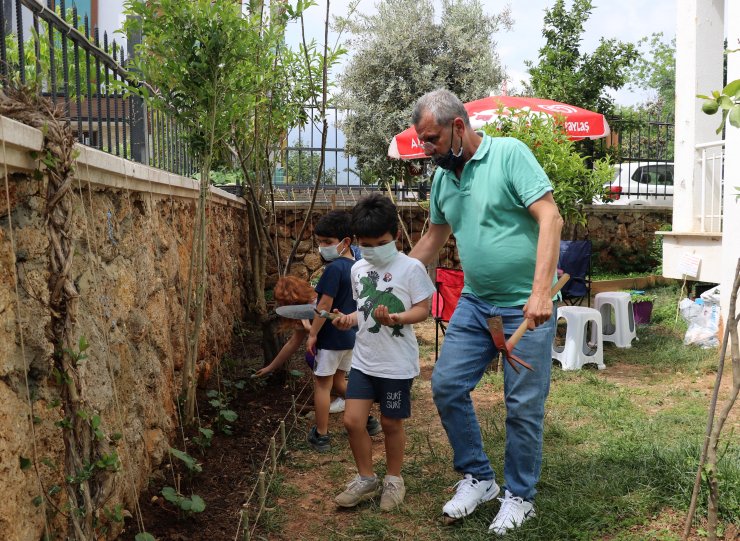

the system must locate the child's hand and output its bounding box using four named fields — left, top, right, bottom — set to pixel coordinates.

left=332, top=310, right=354, bottom=330
left=253, top=366, right=273, bottom=378
left=374, top=304, right=403, bottom=326
left=307, top=334, right=318, bottom=355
